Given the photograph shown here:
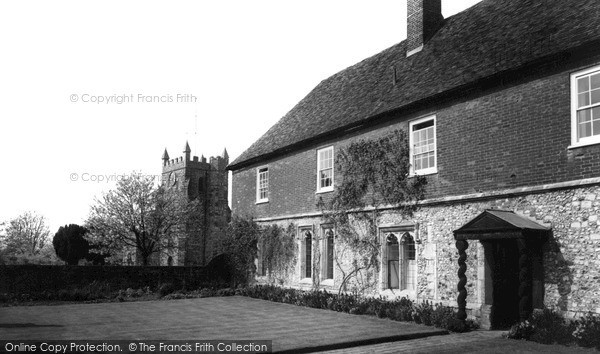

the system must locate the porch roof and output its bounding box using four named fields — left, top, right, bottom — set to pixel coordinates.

left=453, top=209, right=550, bottom=241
